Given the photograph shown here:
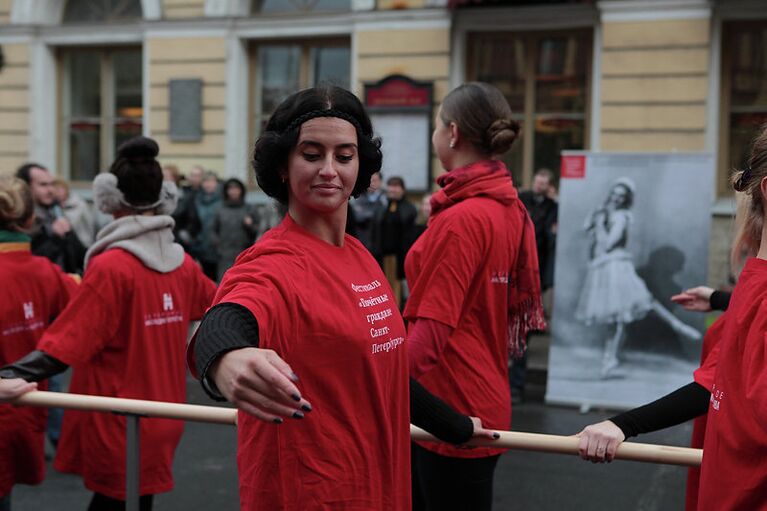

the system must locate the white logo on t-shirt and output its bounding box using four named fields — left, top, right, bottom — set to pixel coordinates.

left=163, top=293, right=174, bottom=311
left=3, top=302, right=44, bottom=336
